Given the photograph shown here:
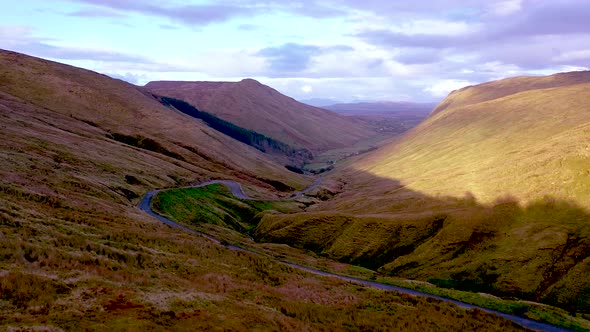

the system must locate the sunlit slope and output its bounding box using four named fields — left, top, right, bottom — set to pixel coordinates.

left=432, top=71, right=590, bottom=115
left=356, top=72, right=590, bottom=207
left=145, top=79, right=374, bottom=151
